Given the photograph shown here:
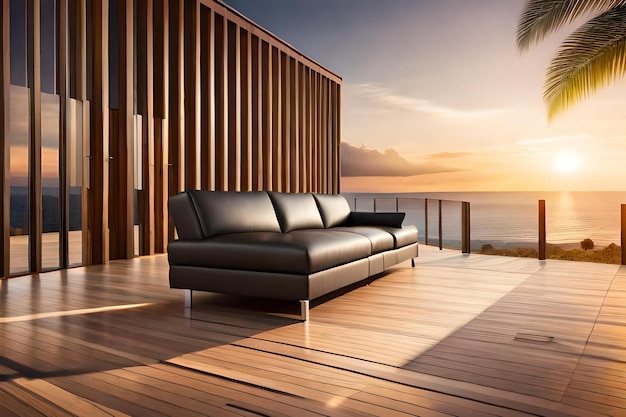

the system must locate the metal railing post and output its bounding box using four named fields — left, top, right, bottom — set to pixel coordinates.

left=462, top=201, right=470, bottom=254
left=621, top=204, right=626, bottom=265
left=539, top=200, right=546, bottom=260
